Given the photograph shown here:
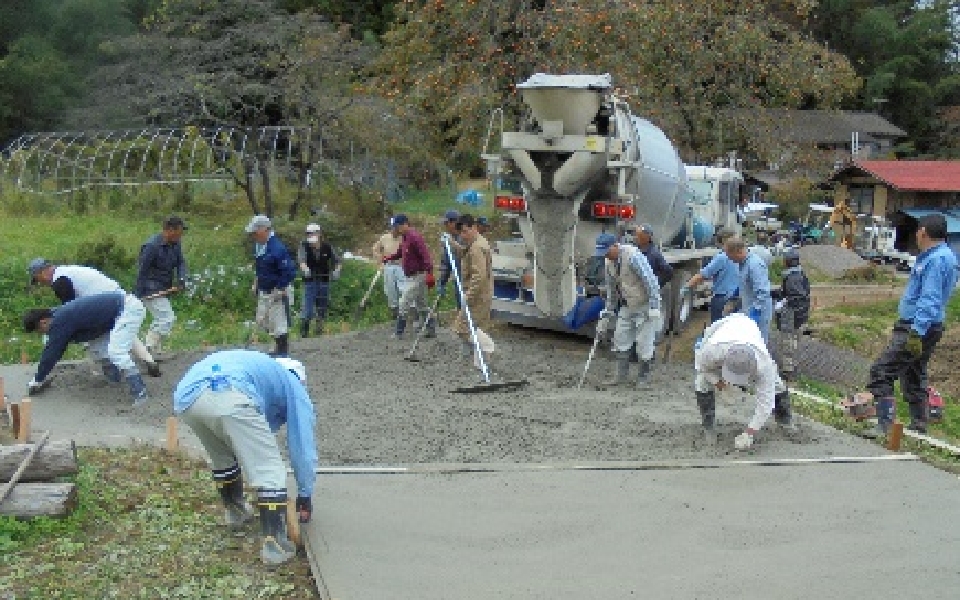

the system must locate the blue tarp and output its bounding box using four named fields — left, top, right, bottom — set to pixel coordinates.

left=456, top=189, right=482, bottom=206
